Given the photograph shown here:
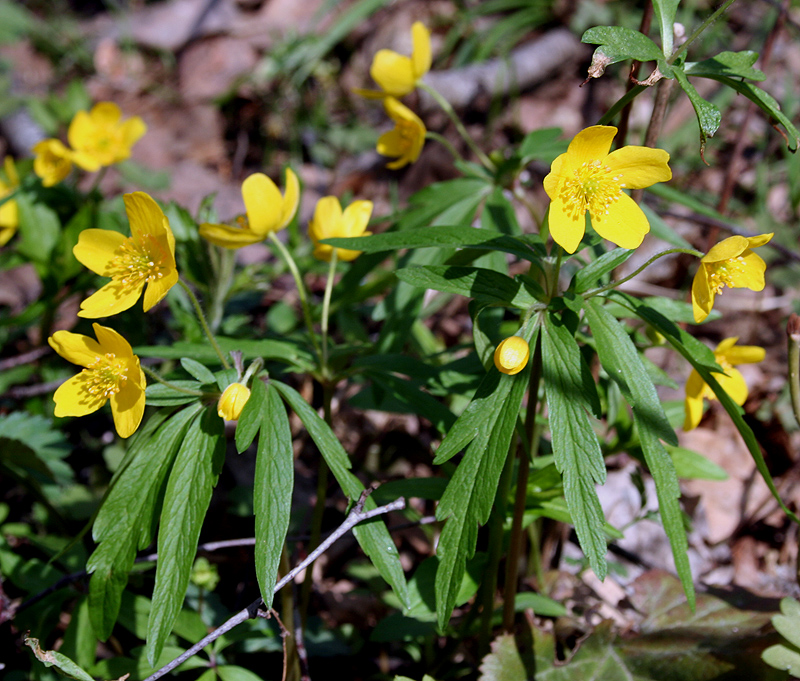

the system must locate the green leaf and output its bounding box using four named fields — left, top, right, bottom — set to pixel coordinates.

left=60, top=597, right=96, bottom=670
left=323, top=225, right=543, bottom=263
left=235, top=377, right=267, bottom=453
left=147, top=407, right=224, bottom=665
left=479, top=633, right=526, bottom=681
left=181, top=357, right=216, bottom=384
left=641, top=204, right=693, bottom=249
left=541, top=314, right=607, bottom=579
left=684, top=50, right=765, bottom=81
left=582, top=26, right=672, bottom=78
left=272, top=380, right=410, bottom=609
left=217, top=666, right=267, bottom=681
left=667, top=445, right=728, bottom=480
left=16, top=192, right=61, bottom=264
left=253, top=384, right=294, bottom=610
left=87, top=404, right=204, bottom=639
left=24, top=634, right=94, bottom=681
left=514, top=591, right=567, bottom=617
left=145, top=380, right=204, bottom=406
left=573, top=249, right=633, bottom=294
left=396, top=265, right=539, bottom=308
left=651, top=0, right=680, bottom=57
left=517, top=127, right=567, bottom=165
left=434, top=326, right=537, bottom=628
left=673, top=66, right=722, bottom=154
left=764, top=598, right=800, bottom=675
